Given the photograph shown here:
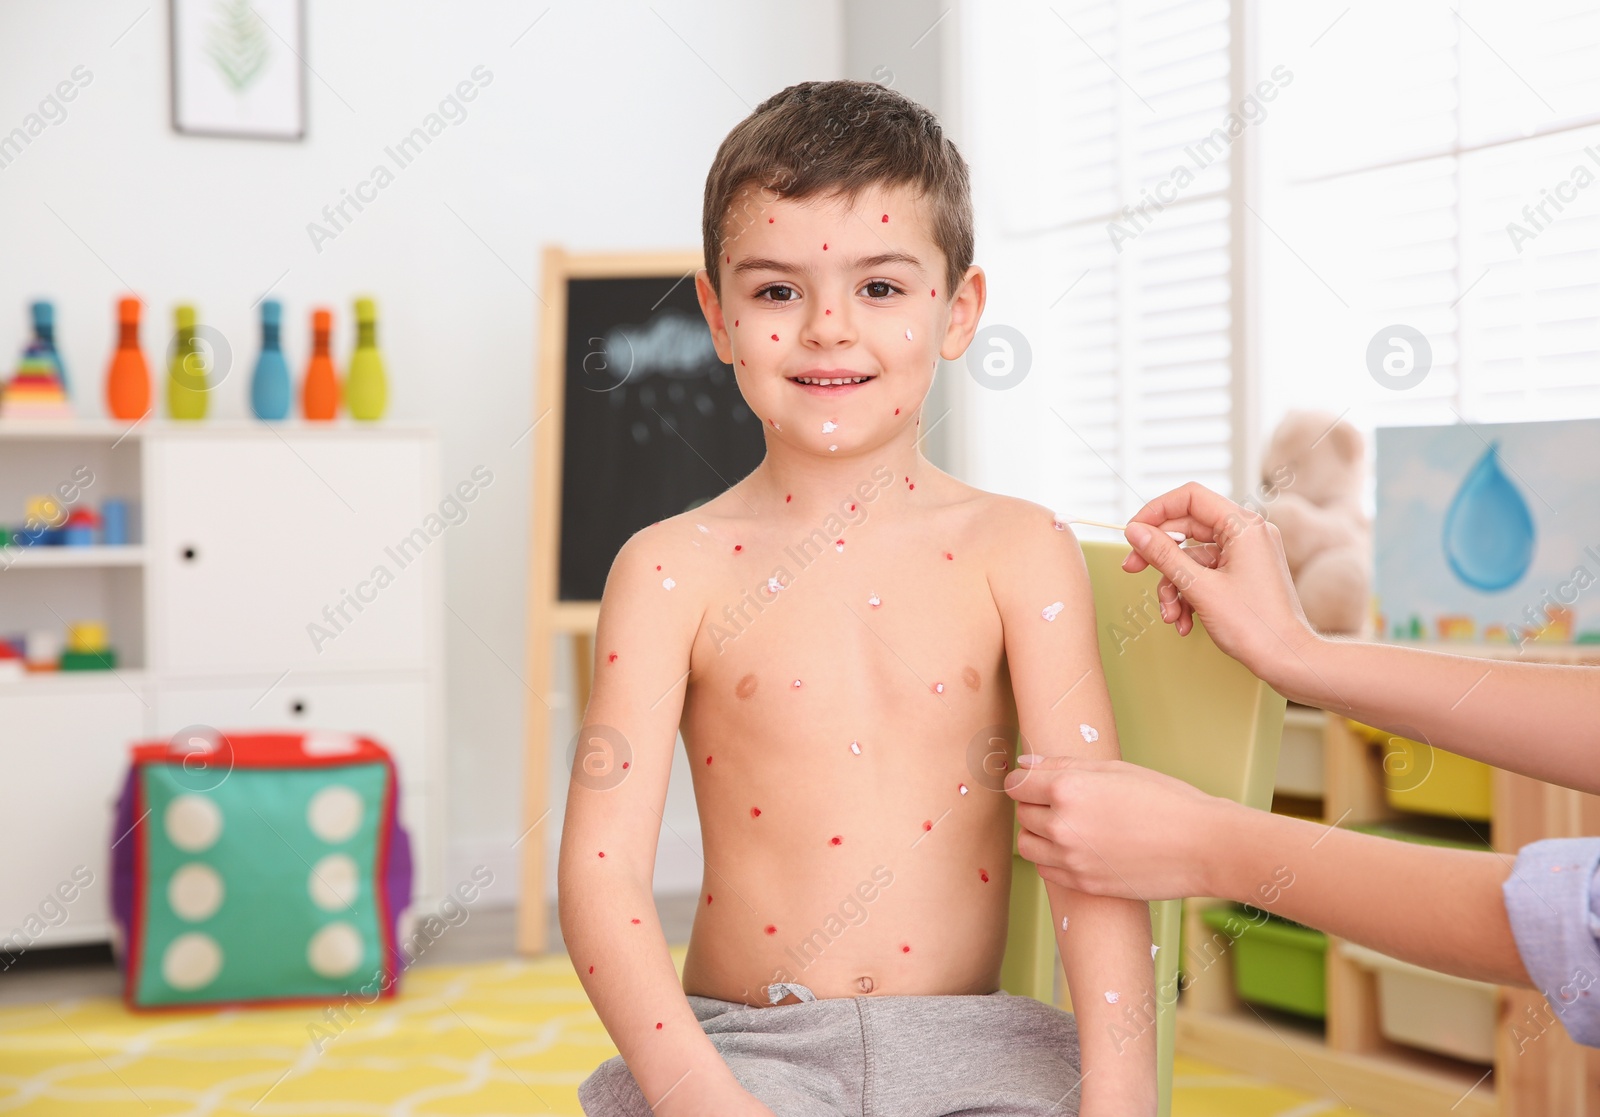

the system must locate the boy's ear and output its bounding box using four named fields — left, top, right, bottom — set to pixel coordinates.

left=695, top=269, right=734, bottom=365
left=939, top=265, right=987, bottom=362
